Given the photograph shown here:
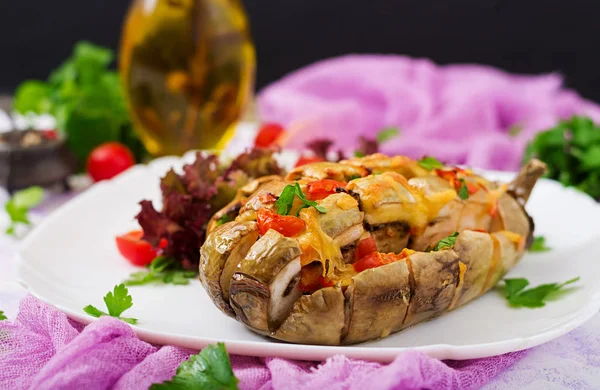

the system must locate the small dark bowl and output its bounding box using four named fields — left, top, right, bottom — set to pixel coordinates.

left=0, top=130, right=77, bottom=193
